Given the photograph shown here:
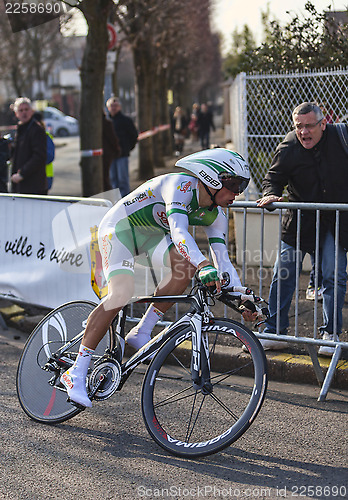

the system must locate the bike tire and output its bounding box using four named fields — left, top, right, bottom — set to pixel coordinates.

left=141, top=318, right=267, bottom=458
left=16, top=300, right=112, bottom=424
